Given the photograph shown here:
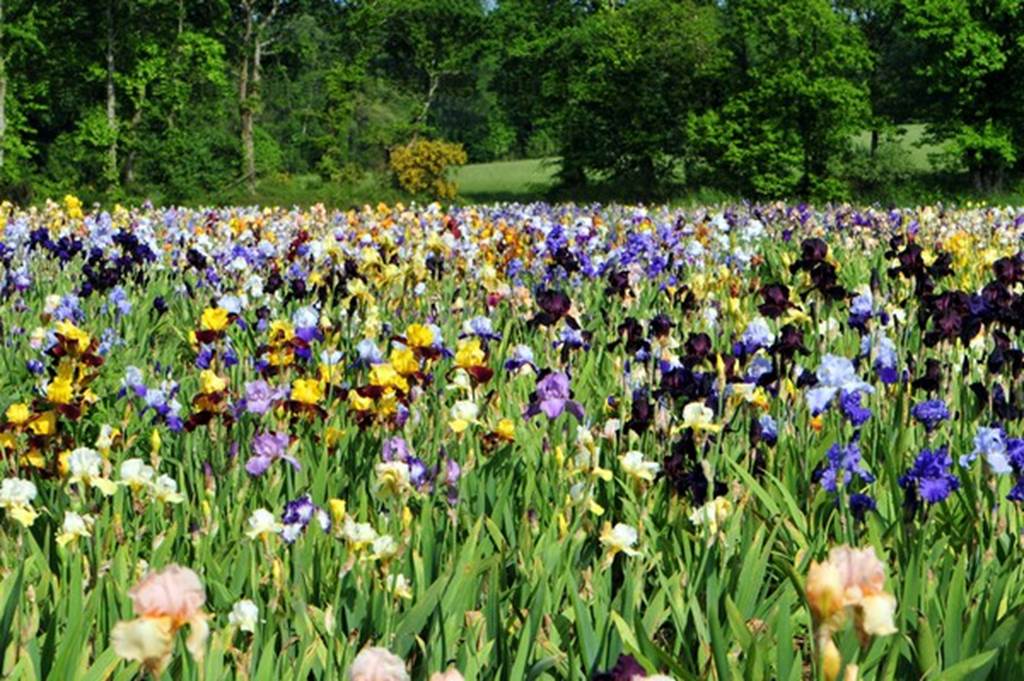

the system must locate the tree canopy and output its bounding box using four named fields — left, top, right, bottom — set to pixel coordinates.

left=2, top=0, right=1023, bottom=203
